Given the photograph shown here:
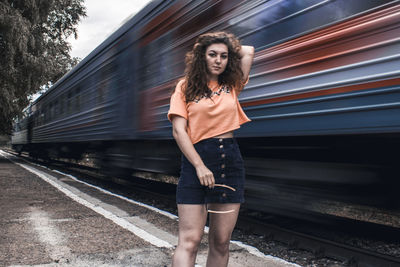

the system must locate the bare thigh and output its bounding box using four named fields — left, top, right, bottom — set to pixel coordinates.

left=177, top=204, right=208, bottom=245
left=208, top=203, right=240, bottom=240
